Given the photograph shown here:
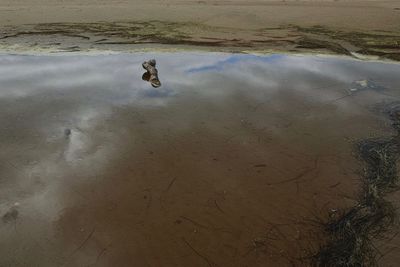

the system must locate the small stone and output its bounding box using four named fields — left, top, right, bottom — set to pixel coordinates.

left=64, top=128, right=71, bottom=137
